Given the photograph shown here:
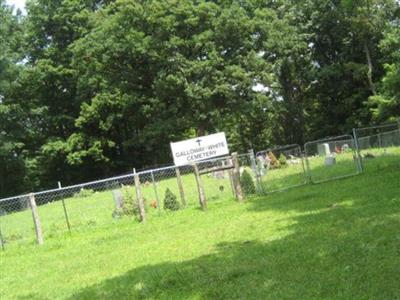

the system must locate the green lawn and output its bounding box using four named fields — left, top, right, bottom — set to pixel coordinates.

left=1, top=153, right=400, bottom=299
